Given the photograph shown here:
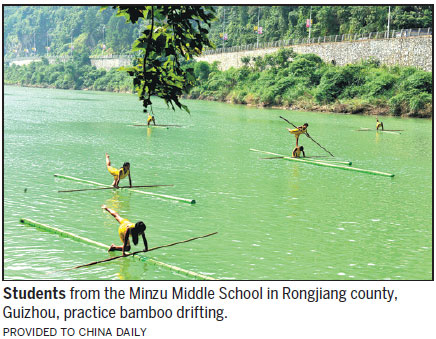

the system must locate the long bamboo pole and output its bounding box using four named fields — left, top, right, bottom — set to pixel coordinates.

left=356, top=128, right=404, bottom=131
left=58, top=184, right=174, bottom=193
left=20, top=218, right=216, bottom=280
left=250, top=149, right=394, bottom=177
left=67, top=232, right=218, bottom=270
left=260, top=156, right=351, bottom=165
left=54, top=174, right=195, bottom=204
left=279, top=116, right=335, bottom=157
left=132, top=124, right=182, bottom=127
